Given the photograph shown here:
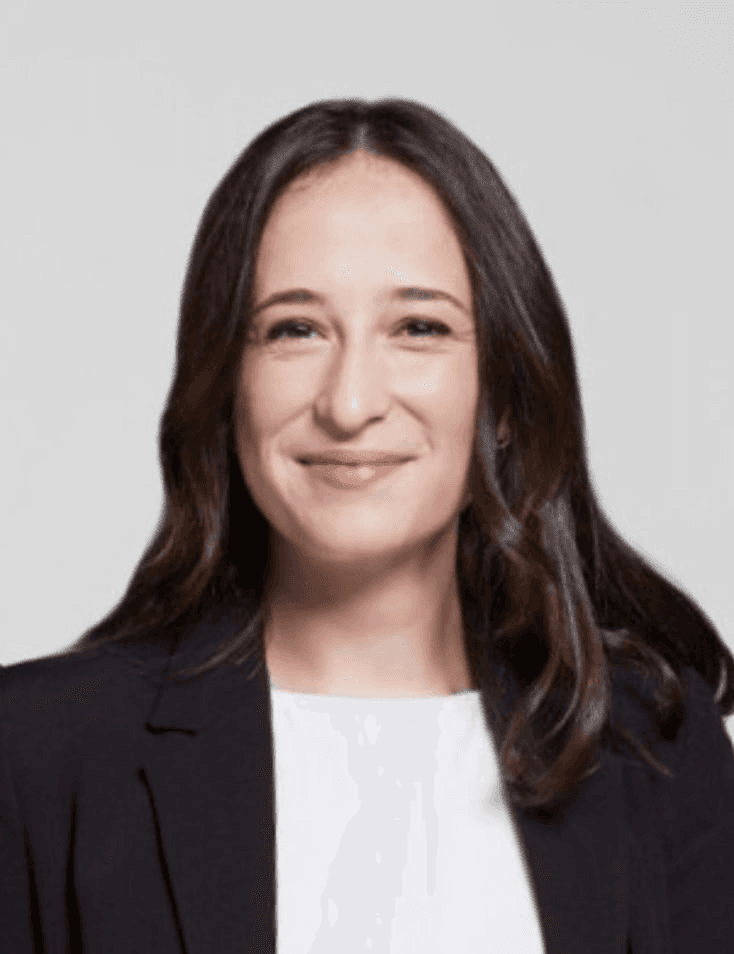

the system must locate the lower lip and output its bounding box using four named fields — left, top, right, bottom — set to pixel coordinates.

left=302, top=461, right=409, bottom=489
